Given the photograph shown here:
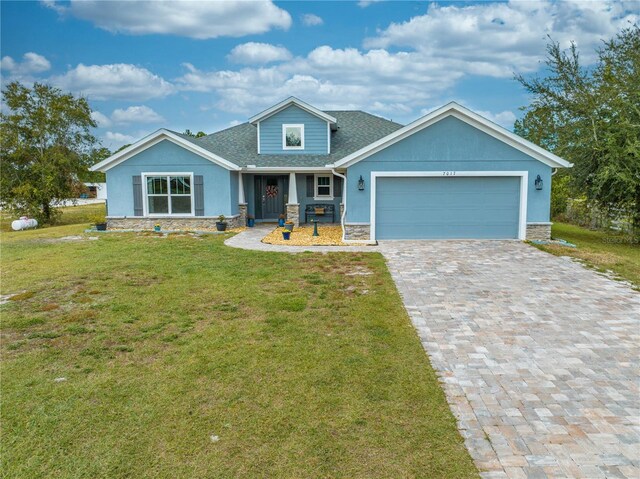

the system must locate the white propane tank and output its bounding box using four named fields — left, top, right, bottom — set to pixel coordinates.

left=11, top=216, right=38, bottom=231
